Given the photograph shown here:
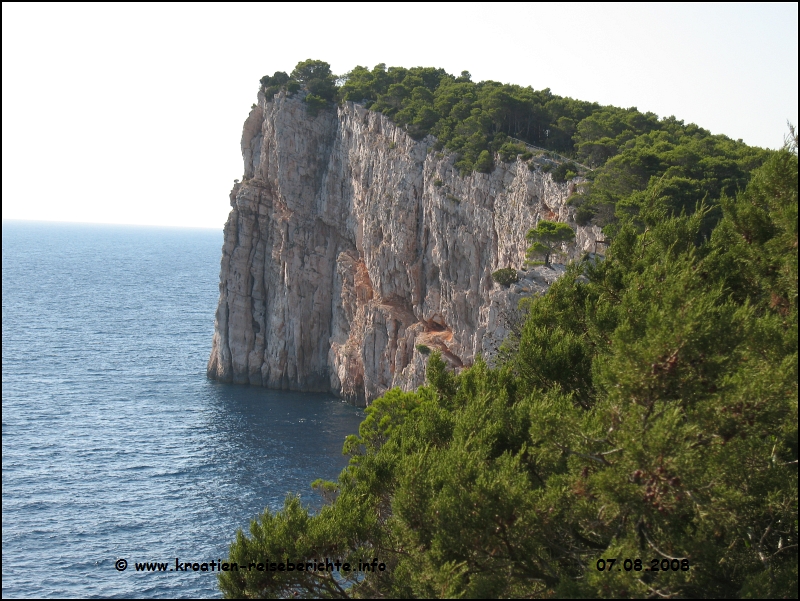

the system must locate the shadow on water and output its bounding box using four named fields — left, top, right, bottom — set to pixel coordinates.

left=2, top=222, right=367, bottom=599
left=202, top=381, right=365, bottom=515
